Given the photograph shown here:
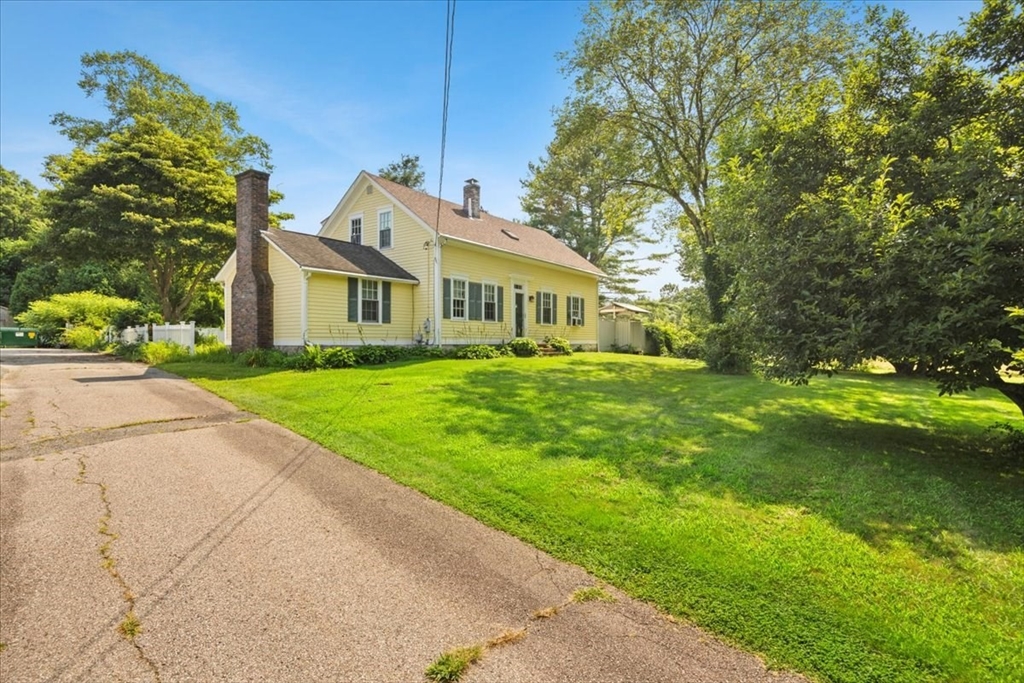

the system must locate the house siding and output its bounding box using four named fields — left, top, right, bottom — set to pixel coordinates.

left=440, top=243, right=599, bottom=346
left=306, top=273, right=416, bottom=345
left=321, top=176, right=432, bottom=340
left=268, top=247, right=302, bottom=344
